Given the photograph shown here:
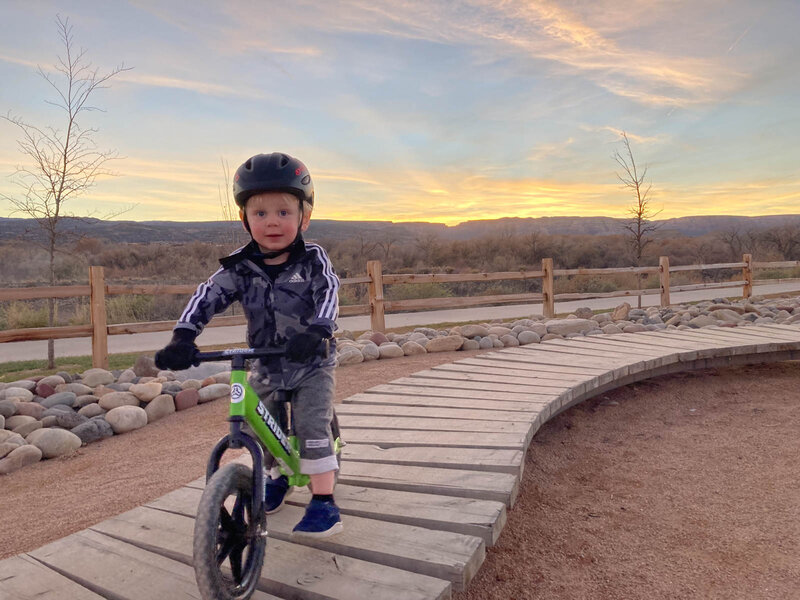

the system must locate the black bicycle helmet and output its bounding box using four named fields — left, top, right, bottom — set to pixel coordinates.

left=233, top=152, right=314, bottom=209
